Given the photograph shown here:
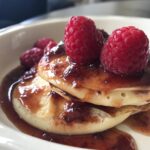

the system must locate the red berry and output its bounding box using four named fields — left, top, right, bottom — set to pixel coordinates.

left=44, top=40, right=57, bottom=54
left=20, top=47, right=43, bottom=69
left=101, top=26, right=149, bottom=75
left=34, top=37, right=56, bottom=49
left=64, top=16, right=103, bottom=64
